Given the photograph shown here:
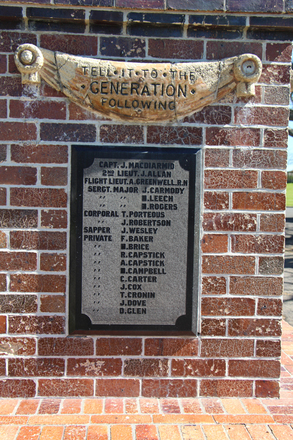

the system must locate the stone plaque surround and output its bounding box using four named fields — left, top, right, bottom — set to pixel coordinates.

left=70, top=146, right=201, bottom=334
